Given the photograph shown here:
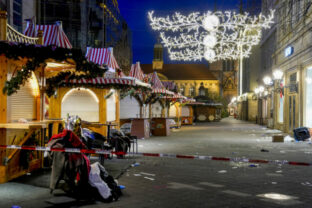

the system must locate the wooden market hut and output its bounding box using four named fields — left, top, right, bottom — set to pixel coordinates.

left=0, top=11, right=105, bottom=183
left=48, top=48, right=151, bottom=137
